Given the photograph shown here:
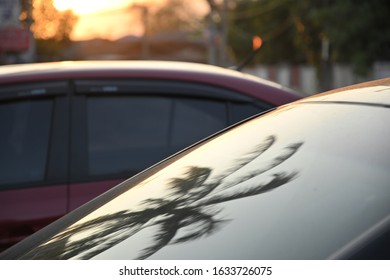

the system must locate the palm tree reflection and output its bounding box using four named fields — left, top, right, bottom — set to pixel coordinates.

left=23, top=135, right=303, bottom=259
